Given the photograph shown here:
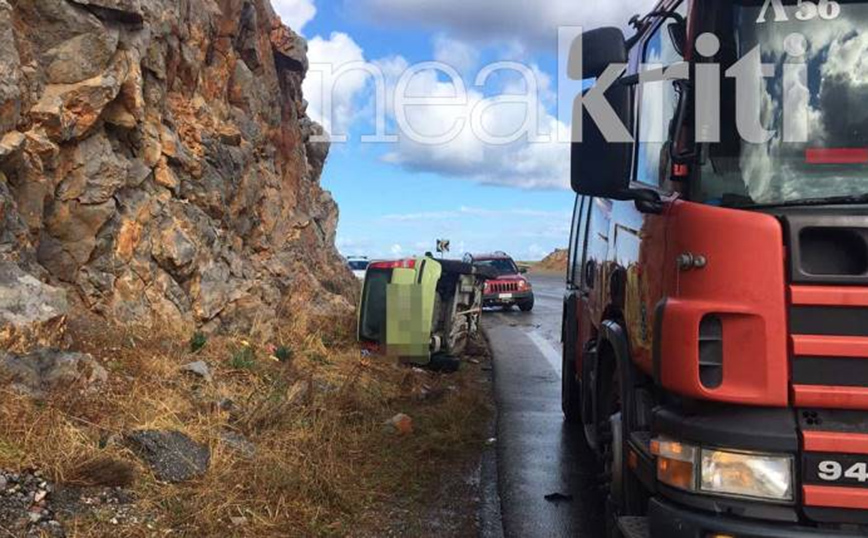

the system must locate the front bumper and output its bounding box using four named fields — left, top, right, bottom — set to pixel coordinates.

left=483, top=290, right=533, bottom=306
left=650, top=498, right=862, bottom=537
